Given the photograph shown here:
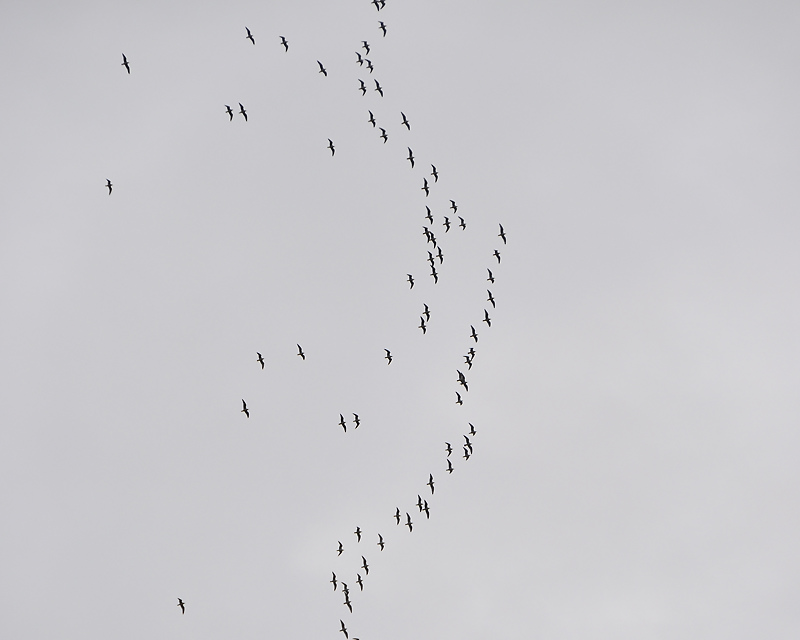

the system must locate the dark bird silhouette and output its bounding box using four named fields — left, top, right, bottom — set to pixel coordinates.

left=241, top=399, right=249, bottom=418
left=354, top=526, right=362, bottom=542
left=353, top=413, right=360, bottom=428
left=401, top=112, right=410, bottom=130
left=245, top=27, right=255, bottom=44
left=456, top=391, right=463, bottom=406
left=317, top=60, right=328, bottom=76
left=328, top=139, right=335, bottom=156
left=379, top=127, right=388, bottom=143
left=457, top=370, right=468, bottom=392
left=365, top=59, right=374, bottom=73
left=443, top=216, right=451, bottom=232
left=464, top=354, right=473, bottom=370
left=425, top=206, right=433, bottom=224
left=394, top=507, right=401, bottom=525
left=417, top=494, right=424, bottom=512
left=499, top=223, right=507, bottom=244
left=422, top=303, right=430, bottom=322
left=436, top=246, right=444, bottom=264
left=464, top=435, right=473, bottom=453
left=431, top=165, right=438, bottom=182
left=385, top=349, right=392, bottom=364
left=445, top=442, right=453, bottom=456
left=331, top=572, right=338, bottom=590
left=421, top=178, right=429, bottom=197
left=419, top=316, right=427, bottom=334
left=427, top=473, right=435, bottom=494
left=337, top=541, right=344, bottom=556
left=463, top=446, right=471, bottom=460
left=238, top=103, right=248, bottom=121
left=483, top=309, right=492, bottom=327
left=297, top=344, right=305, bottom=360
left=459, top=216, right=466, bottom=230
left=407, top=147, right=415, bottom=168
left=105, top=179, right=113, bottom=195
left=450, top=200, right=458, bottom=213
left=487, top=269, right=495, bottom=284
left=339, top=414, right=347, bottom=433
left=343, top=595, right=352, bottom=614
left=493, top=249, right=501, bottom=263
left=341, top=582, right=349, bottom=596
left=358, top=79, right=367, bottom=95
left=446, top=458, right=454, bottom=474
left=405, top=512, right=413, bottom=532
left=177, top=598, right=185, bottom=614
left=470, top=325, right=478, bottom=342
left=423, top=227, right=432, bottom=243
left=468, top=347, right=476, bottom=359
left=429, top=265, right=438, bottom=284
left=487, top=290, right=495, bottom=308
left=368, top=110, right=376, bottom=127
left=427, top=250, right=435, bottom=266
left=469, top=422, right=477, bottom=436
left=225, top=104, right=234, bottom=121
left=423, top=500, right=430, bottom=519
left=407, top=273, right=415, bottom=289
left=356, top=573, right=364, bottom=591
left=361, top=556, right=369, bottom=575
left=372, top=0, right=381, bottom=10
left=356, top=51, right=364, bottom=66
left=374, top=79, right=383, bottom=96
left=378, top=534, right=385, bottom=550
left=279, top=36, right=289, bottom=51
left=379, top=20, right=387, bottom=36
left=362, top=41, right=371, bottom=54
left=340, top=620, right=349, bottom=639
left=121, top=53, right=130, bottom=74
left=256, top=352, right=265, bottom=369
